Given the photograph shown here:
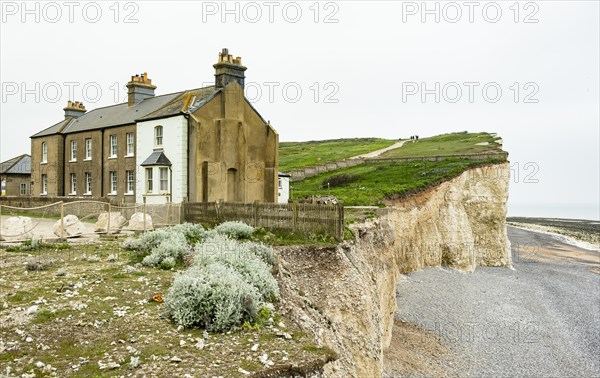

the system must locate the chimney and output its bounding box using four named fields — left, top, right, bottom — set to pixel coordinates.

left=63, top=100, right=87, bottom=118
left=126, top=72, right=157, bottom=106
left=213, top=48, right=247, bottom=89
